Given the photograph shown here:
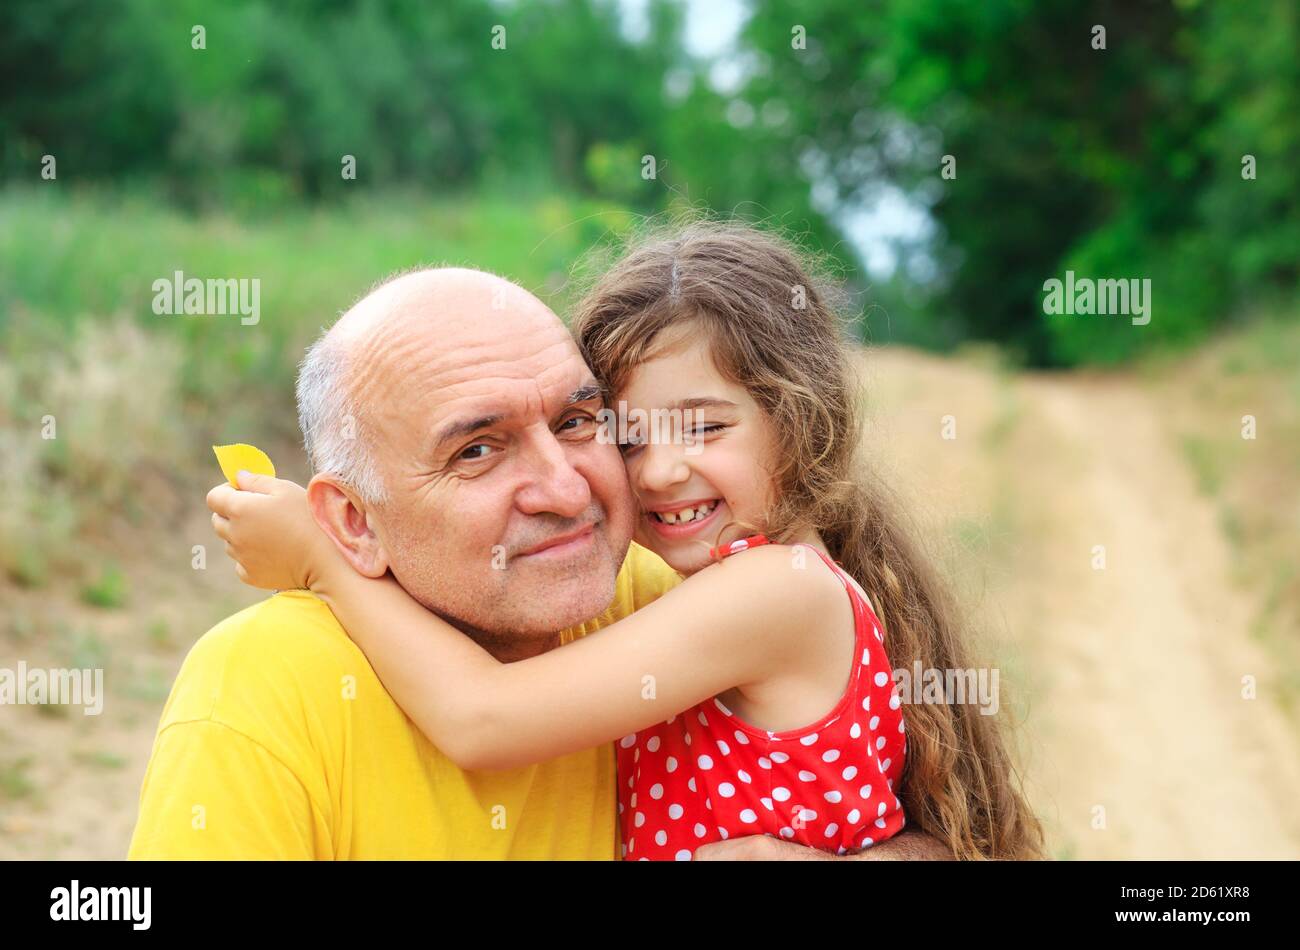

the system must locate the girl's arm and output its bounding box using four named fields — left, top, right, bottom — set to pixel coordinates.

left=209, top=474, right=847, bottom=771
